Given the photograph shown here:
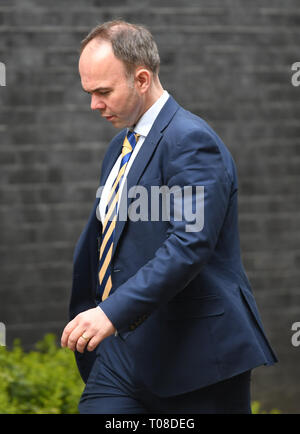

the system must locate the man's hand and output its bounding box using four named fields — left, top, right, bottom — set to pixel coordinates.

left=61, top=307, right=116, bottom=353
